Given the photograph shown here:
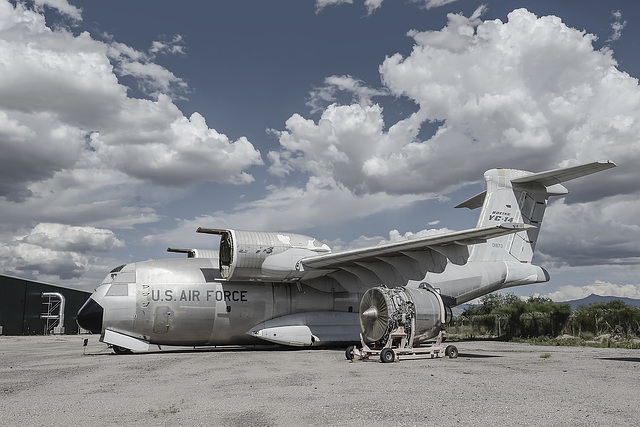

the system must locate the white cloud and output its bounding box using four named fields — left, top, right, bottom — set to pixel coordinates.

left=322, top=226, right=453, bottom=252
left=149, top=35, right=185, bottom=56
left=0, top=223, right=124, bottom=281
left=546, top=280, right=640, bottom=302
left=364, top=0, right=384, bottom=14
left=0, top=1, right=262, bottom=199
left=307, top=75, right=388, bottom=114
left=535, top=196, right=640, bottom=268
left=18, top=223, right=124, bottom=253
left=34, top=0, right=82, bottom=21
left=0, top=1, right=263, bottom=283
left=270, top=103, right=445, bottom=195
left=418, top=0, right=459, bottom=11
left=269, top=8, right=638, bottom=201
left=607, top=10, right=627, bottom=43
left=143, top=175, right=426, bottom=249
left=316, top=0, right=459, bottom=14
left=89, top=105, right=263, bottom=186
left=316, top=0, right=353, bottom=13
left=106, top=34, right=188, bottom=99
